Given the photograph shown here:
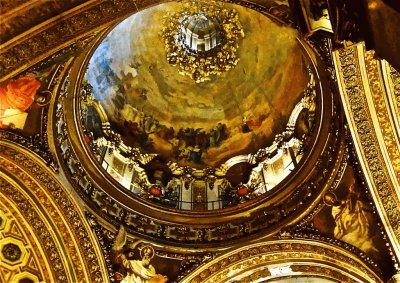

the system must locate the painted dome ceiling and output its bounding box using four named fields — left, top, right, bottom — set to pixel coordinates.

left=85, top=2, right=312, bottom=168
left=2, top=0, right=399, bottom=281
left=81, top=1, right=319, bottom=211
